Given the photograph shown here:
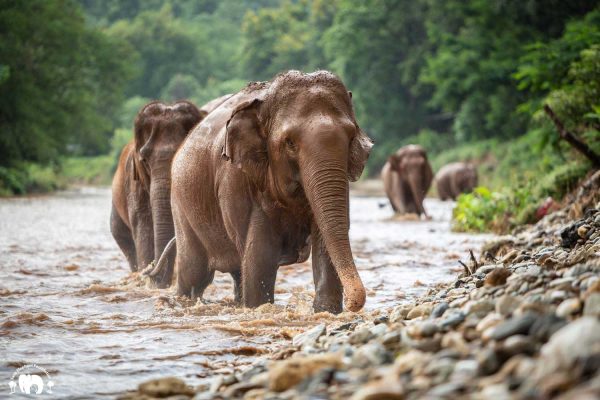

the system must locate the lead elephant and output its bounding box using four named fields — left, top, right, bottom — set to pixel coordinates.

left=435, top=162, right=478, bottom=200
left=381, top=145, right=433, bottom=216
left=110, top=101, right=203, bottom=272
left=149, top=71, right=373, bottom=313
